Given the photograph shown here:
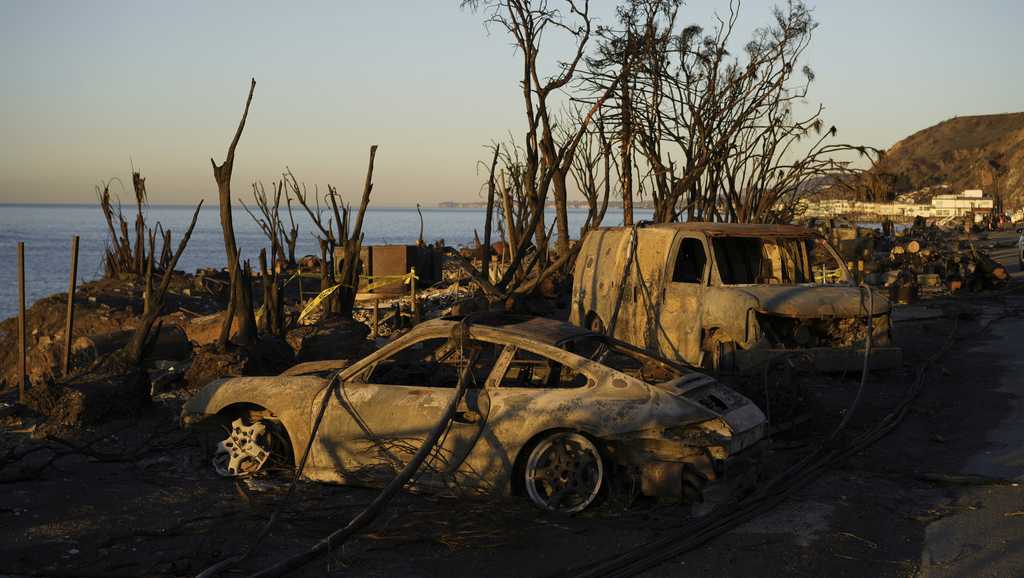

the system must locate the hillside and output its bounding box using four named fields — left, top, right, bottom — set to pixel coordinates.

left=876, top=112, right=1024, bottom=207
